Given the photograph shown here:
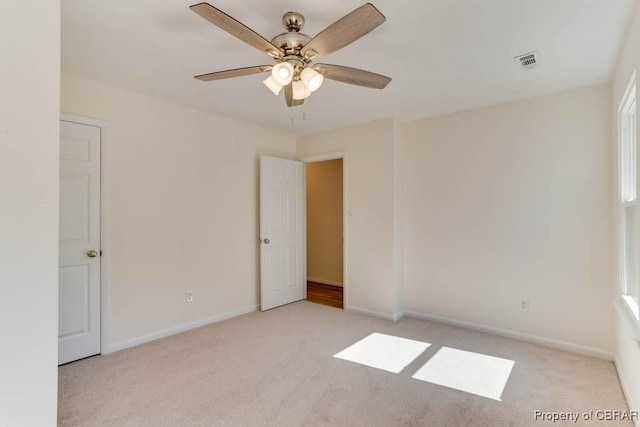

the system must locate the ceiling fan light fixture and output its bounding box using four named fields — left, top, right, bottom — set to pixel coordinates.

left=301, top=67, right=324, bottom=92
left=263, top=75, right=282, bottom=96
left=292, top=80, right=311, bottom=100
left=272, top=62, right=294, bottom=86
left=190, top=2, right=391, bottom=107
